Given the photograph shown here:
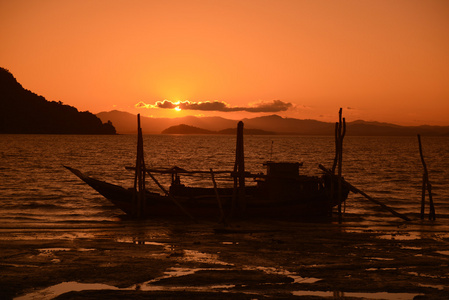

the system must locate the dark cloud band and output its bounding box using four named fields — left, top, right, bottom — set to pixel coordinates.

left=136, top=100, right=292, bottom=113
